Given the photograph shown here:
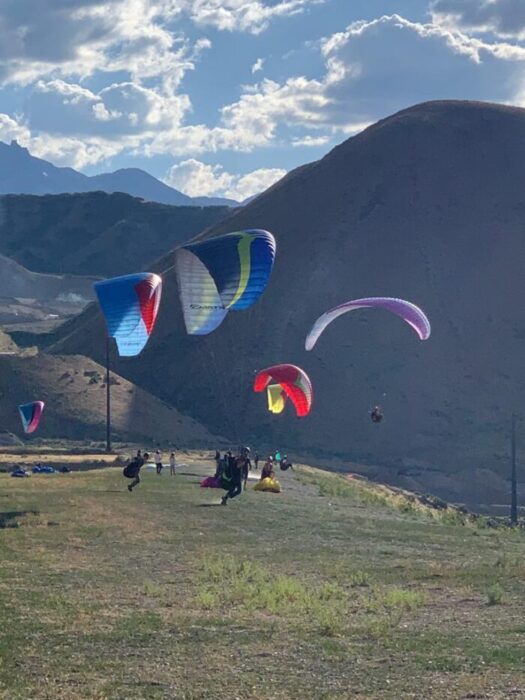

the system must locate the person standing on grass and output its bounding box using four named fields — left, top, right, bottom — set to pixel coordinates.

left=126, top=452, right=147, bottom=492
left=254, top=453, right=259, bottom=470
left=169, top=451, right=176, bottom=476
left=155, top=448, right=163, bottom=475
left=240, top=447, right=252, bottom=490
